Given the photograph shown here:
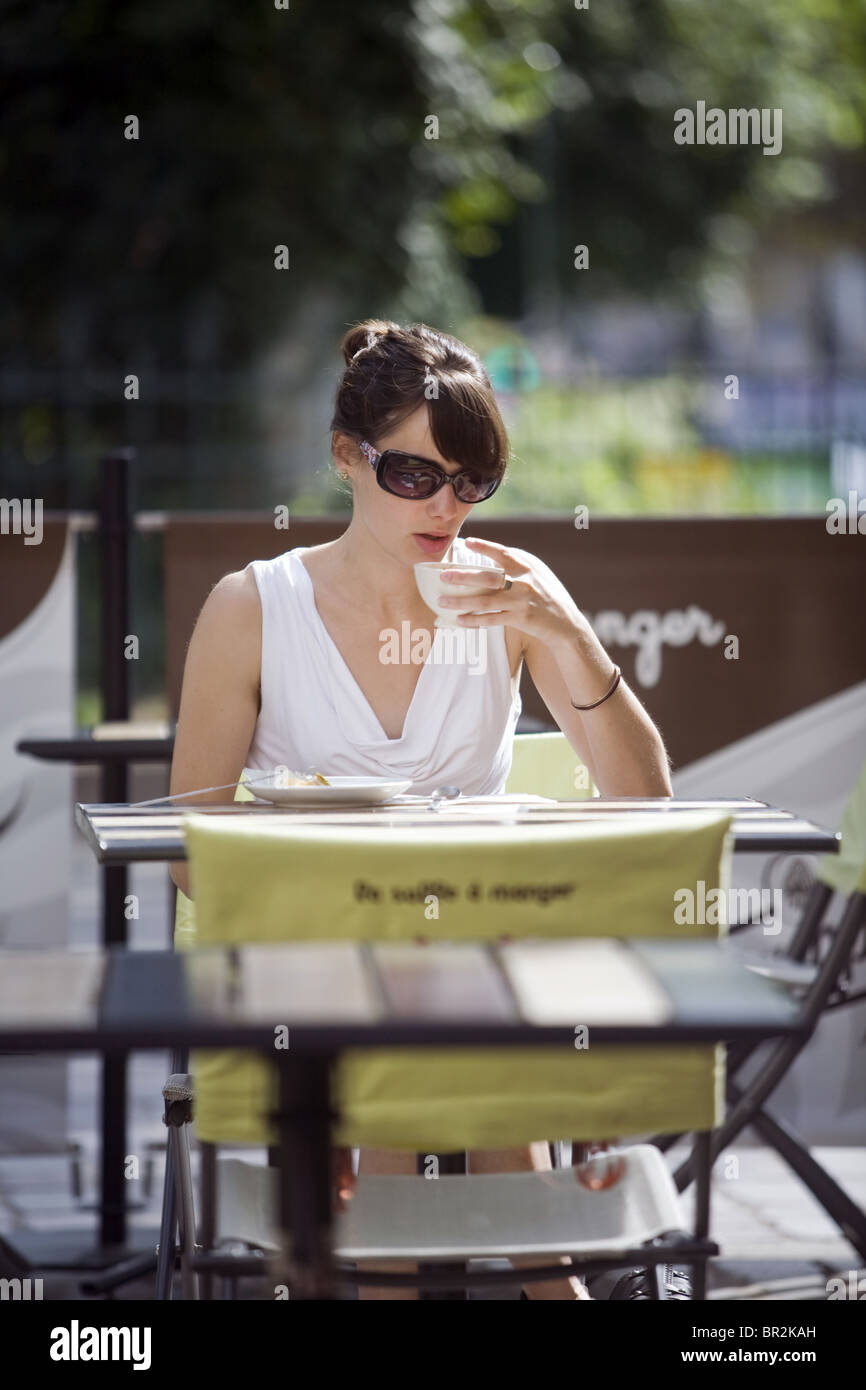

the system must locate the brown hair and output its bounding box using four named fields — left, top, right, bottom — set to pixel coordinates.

left=330, top=319, right=509, bottom=479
